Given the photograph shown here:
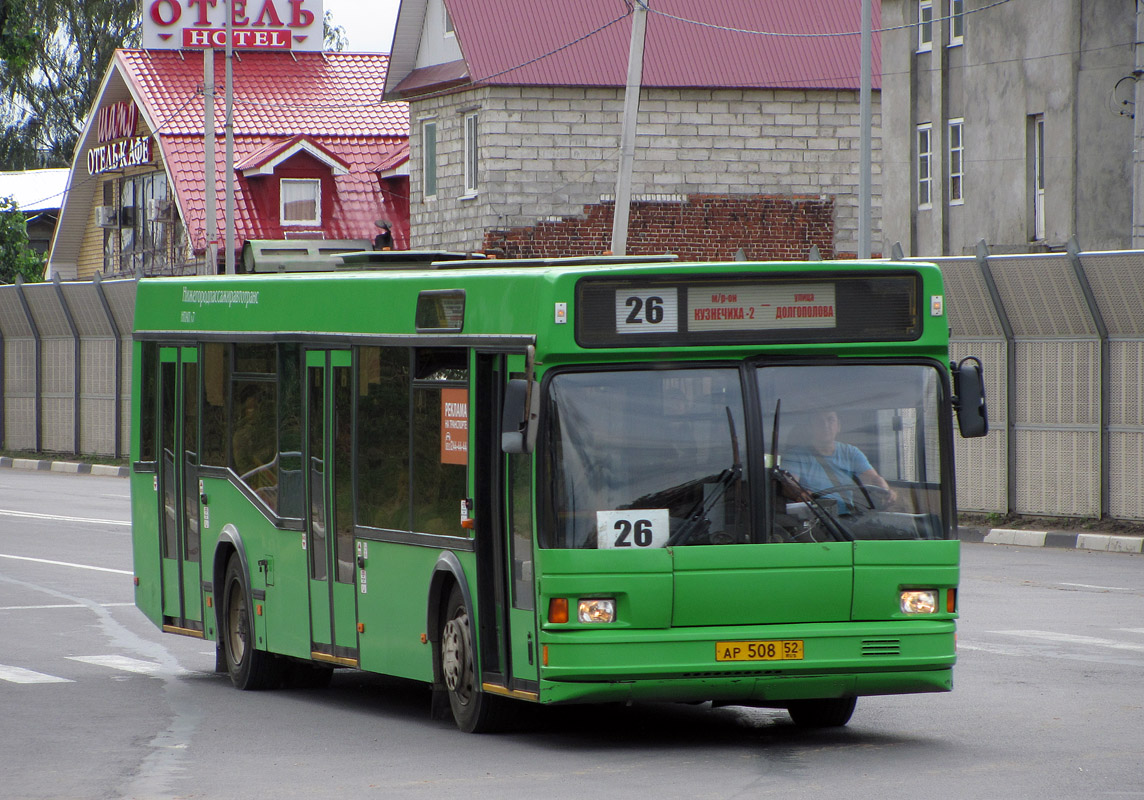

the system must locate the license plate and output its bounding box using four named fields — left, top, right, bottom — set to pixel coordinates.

left=715, top=639, right=804, bottom=662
